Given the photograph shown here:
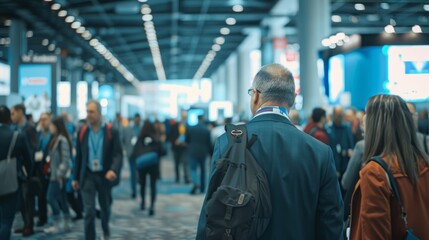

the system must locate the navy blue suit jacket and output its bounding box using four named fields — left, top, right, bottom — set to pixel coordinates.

left=73, top=124, right=123, bottom=186
left=196, top=113, right=343, bottom=240
left=186, top=123, right=211, bottom=159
